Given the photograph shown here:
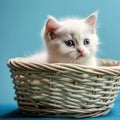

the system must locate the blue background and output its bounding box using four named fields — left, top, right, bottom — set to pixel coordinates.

left=0, top=0, right=120, bottom=120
